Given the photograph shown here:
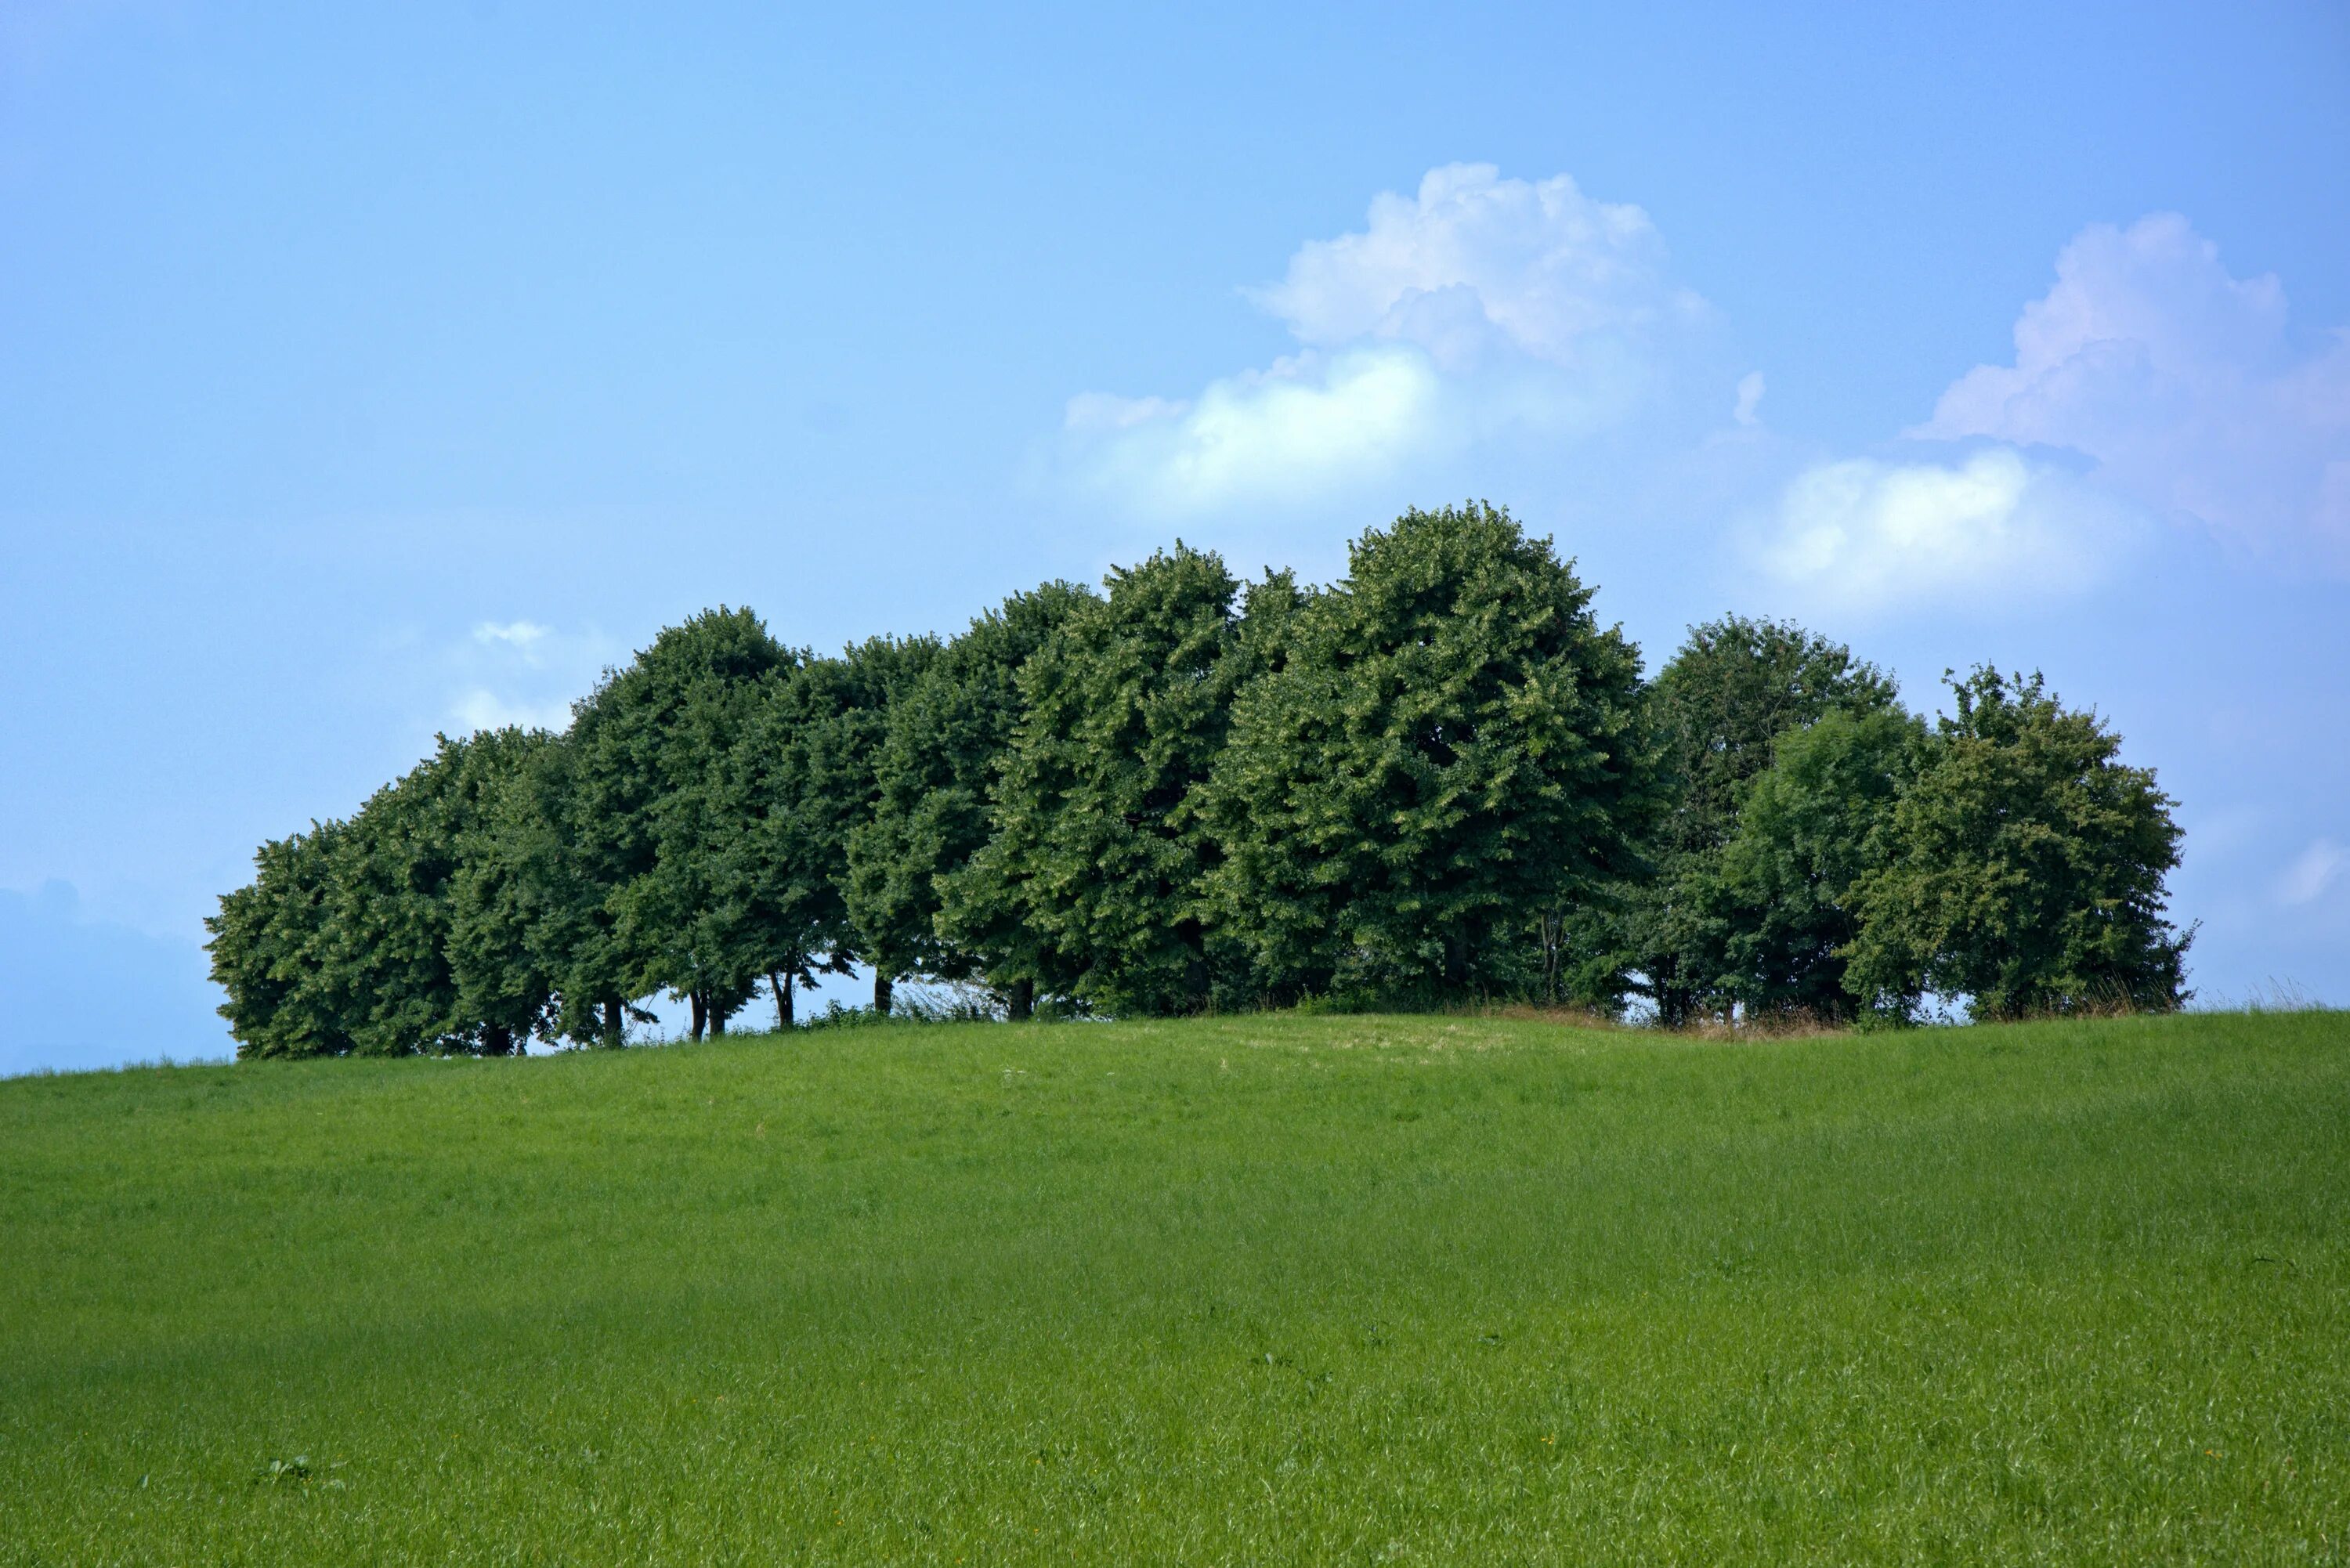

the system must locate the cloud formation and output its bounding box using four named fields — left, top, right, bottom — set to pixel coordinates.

left=1061, top=164, right=1708, bottom=518
left=1753, top=449, right=2138, bottom=610
left=1066, top=349, right=1449, bottom=516
left=1916, top=214, right=2350, bottom=568
left=1245, top=164, right=1702, bottom=368
left=1754, top=211, right=2350, bottom=606
left=474, top=620, right=552, bottom=654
